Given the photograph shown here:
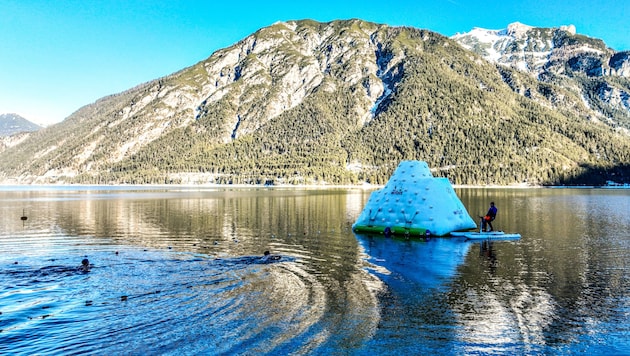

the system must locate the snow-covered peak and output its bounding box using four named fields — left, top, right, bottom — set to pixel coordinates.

left=451, top=22, right=589, bottom=75
left=505, top=22, right=534, bottom=37
left=559, top=24, right=576, bottom=35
